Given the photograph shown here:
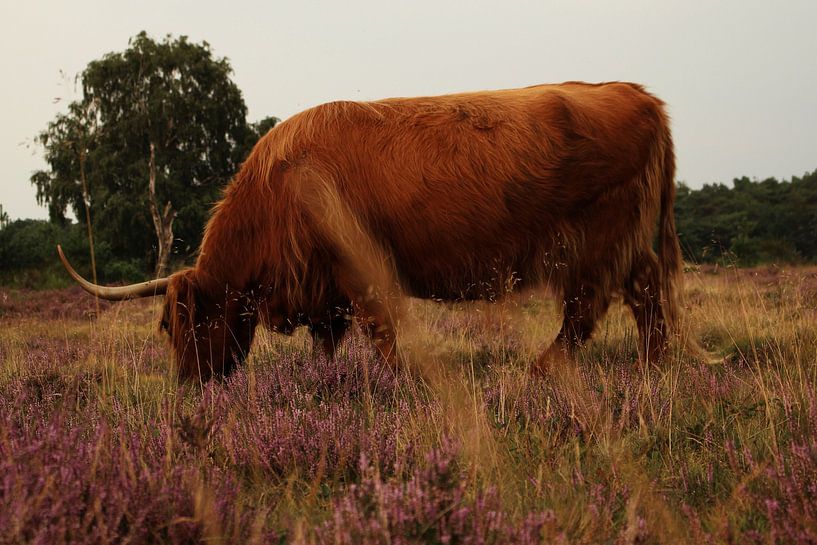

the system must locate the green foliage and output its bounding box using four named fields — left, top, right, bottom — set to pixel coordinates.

left=251, top=115, right=282, bottom=137
left=0, top=219, right=146, bottom=287
left=675, top=170, right=817, bottom=265
left=29, top=32, right=273, bottom=268
left=0, top=220, right=82, bottom=271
